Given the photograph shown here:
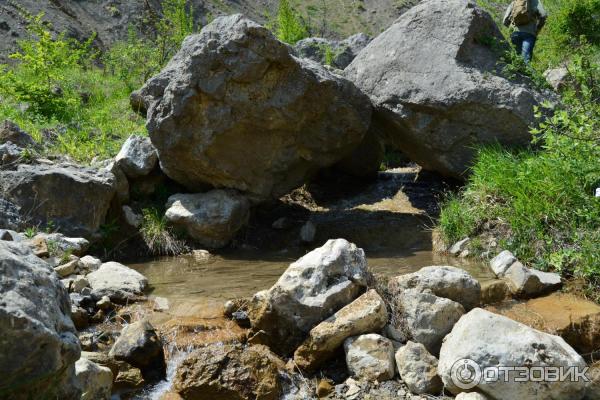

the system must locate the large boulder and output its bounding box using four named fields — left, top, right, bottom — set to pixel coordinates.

left=345, top=0, right=548, bottom=179
left=109, top=320, right=166, bottom=382
left=0, top=163, right=116, bottom=237
left=173, top=343, right=284, bottom=400
left=293, top=289, right=388, bottom=372
left=0, top=241, right=81, bottom=399
left=438, top=308, right=587, bottom=399
left=165, top=190, right=250, bottom=248
left=87, top=262, right=148, bottom=302
left=389, top=266, right=481, bottom=310
left=136, top=14, right=372, bottom=201
left=248, top=239, right=369, bottom=355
